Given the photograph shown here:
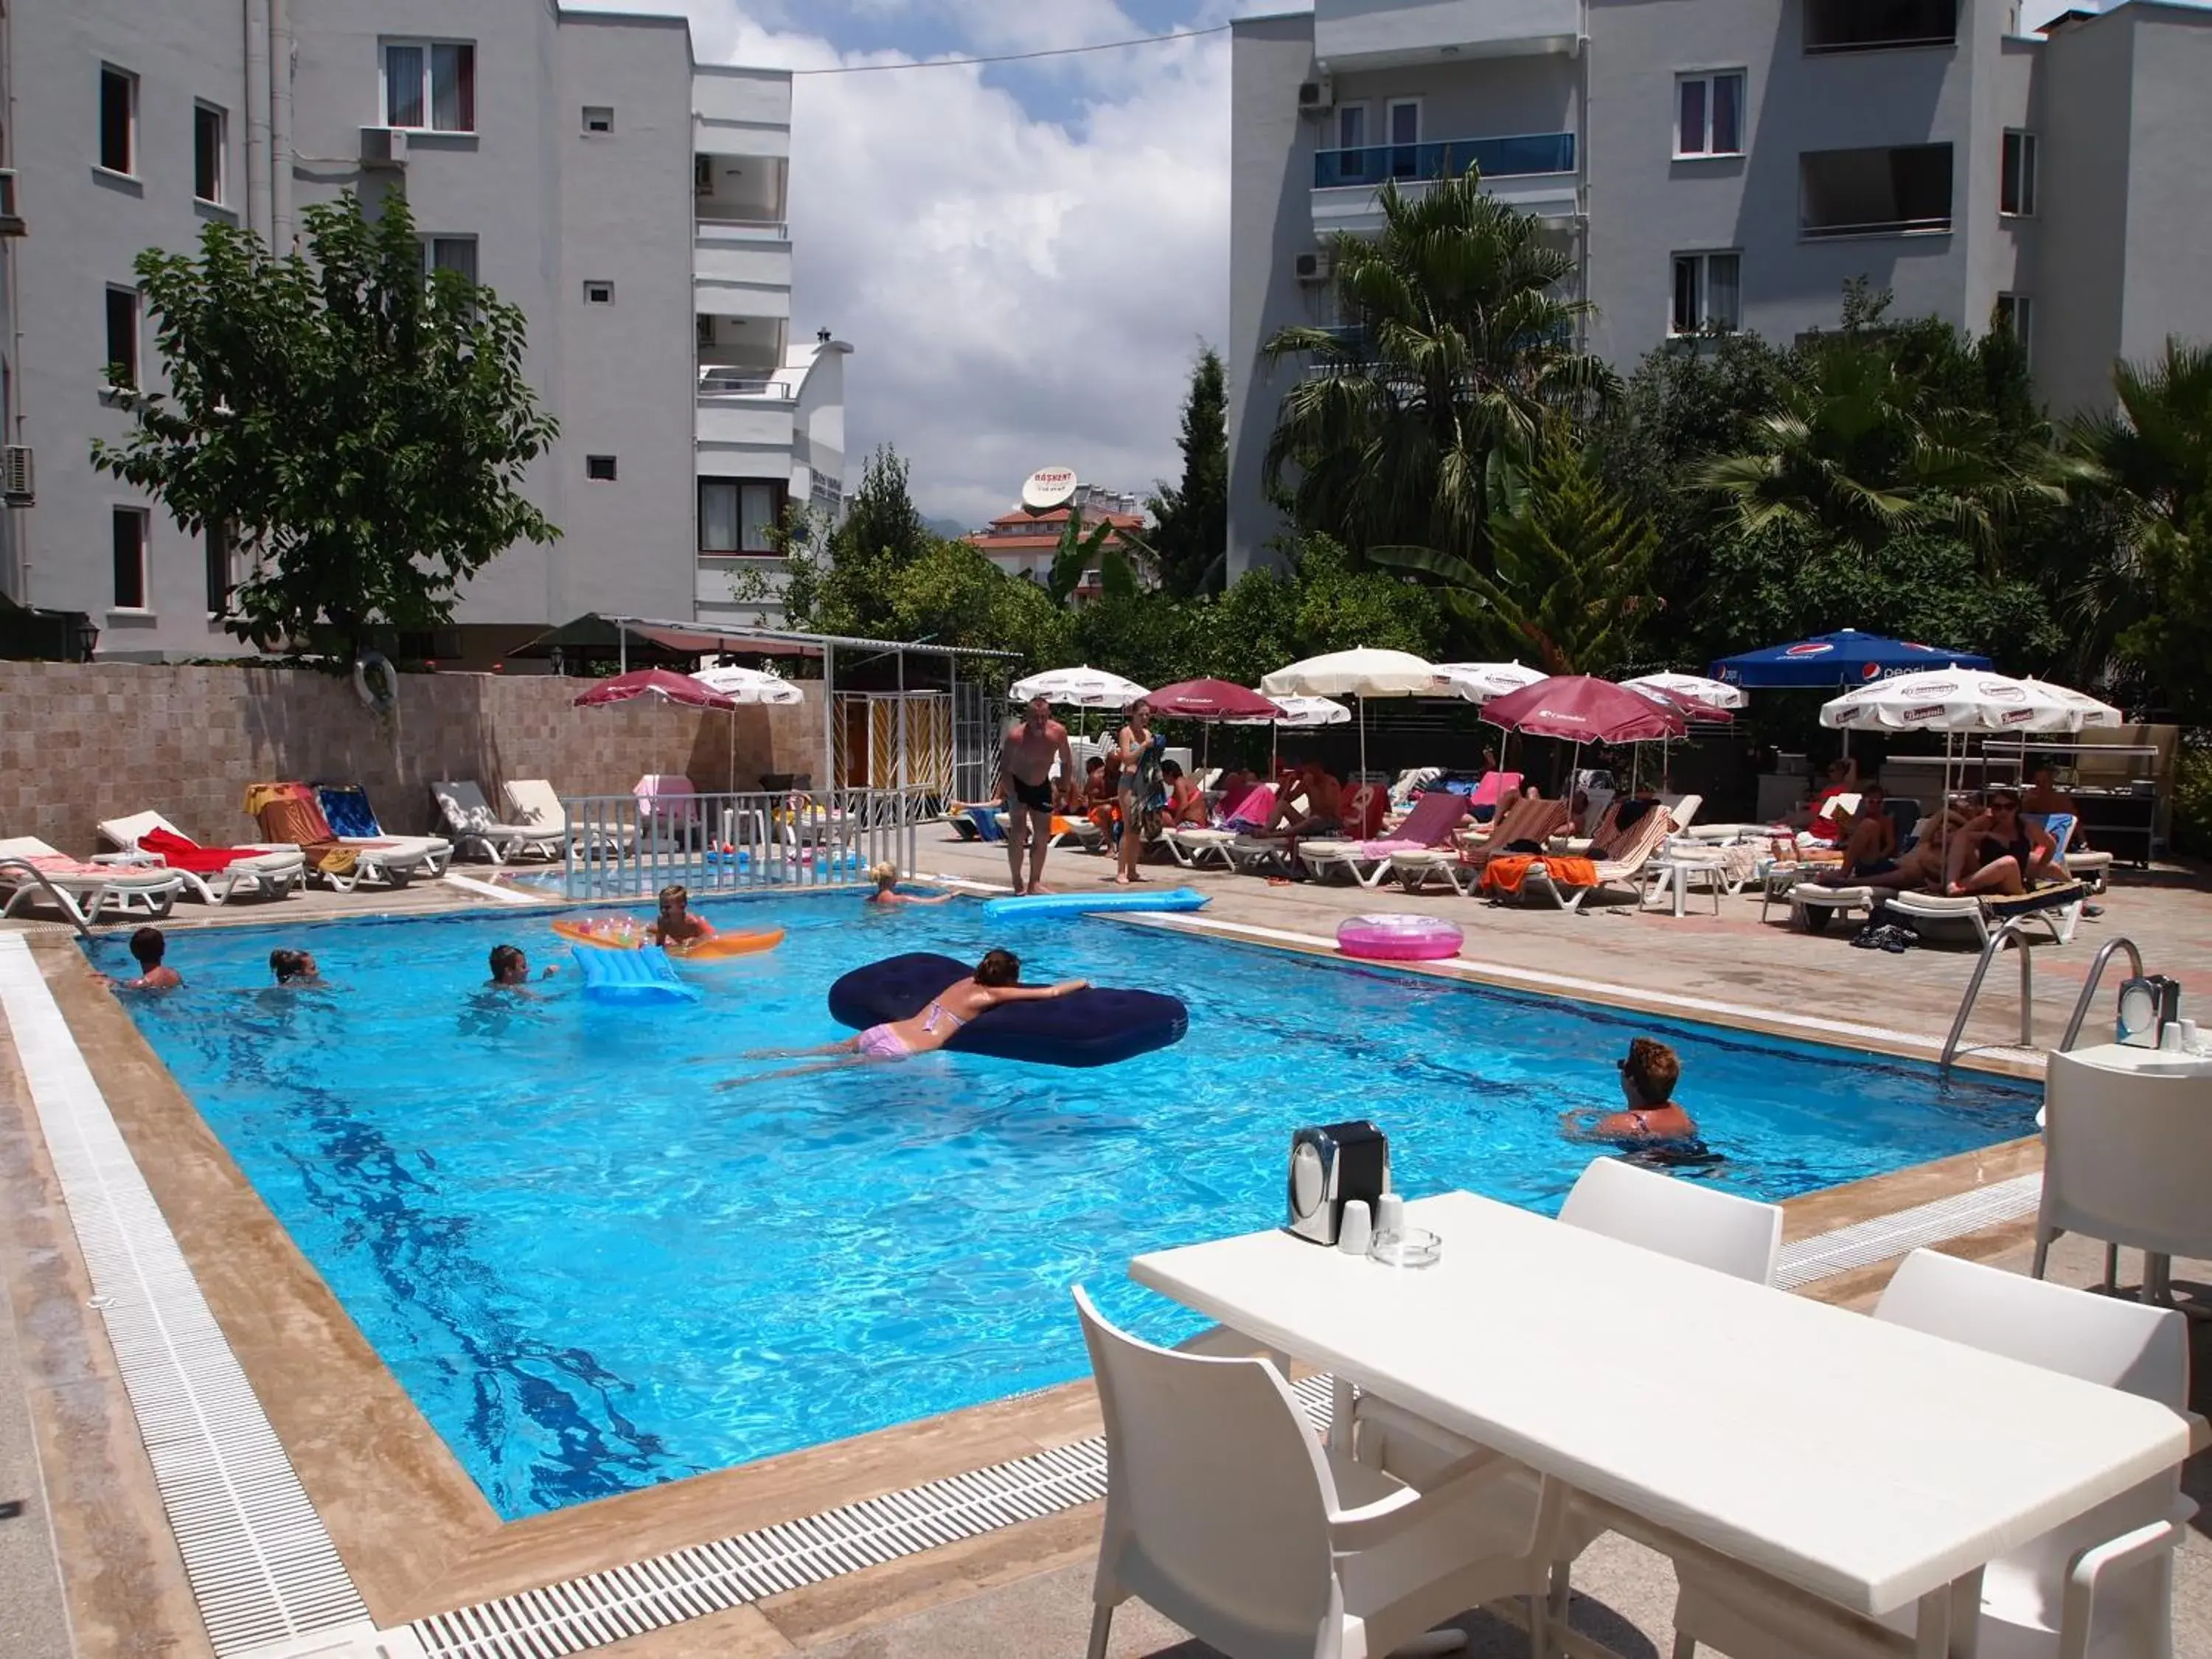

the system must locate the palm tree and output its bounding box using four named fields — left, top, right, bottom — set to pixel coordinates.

left=1262, top=166, right=1616, bottom=569
left=2070, top=337, right=2212, bottom=525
